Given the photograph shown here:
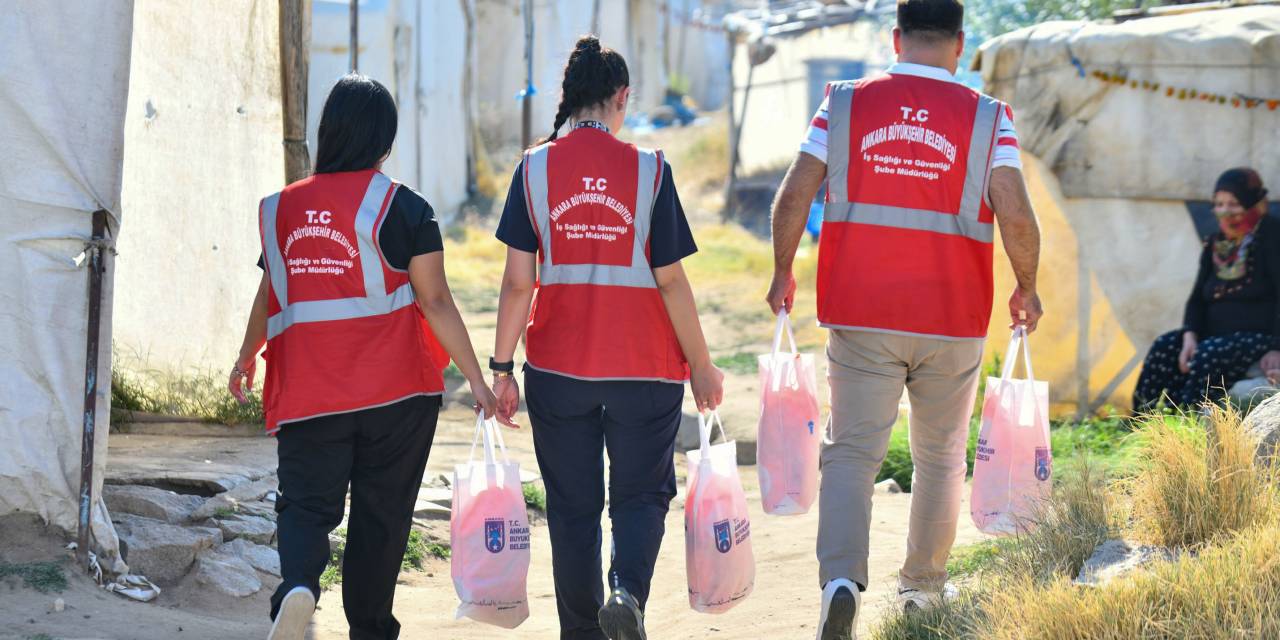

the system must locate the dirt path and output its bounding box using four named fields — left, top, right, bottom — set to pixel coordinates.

left=307, top=406, right=985, bottom=640
left=2, top=405, right=982, bottom=640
